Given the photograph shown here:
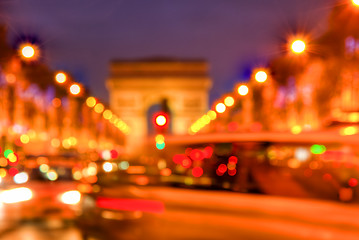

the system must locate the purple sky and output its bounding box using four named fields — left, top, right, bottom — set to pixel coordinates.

left=1, top=0, right=333, bottom=104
